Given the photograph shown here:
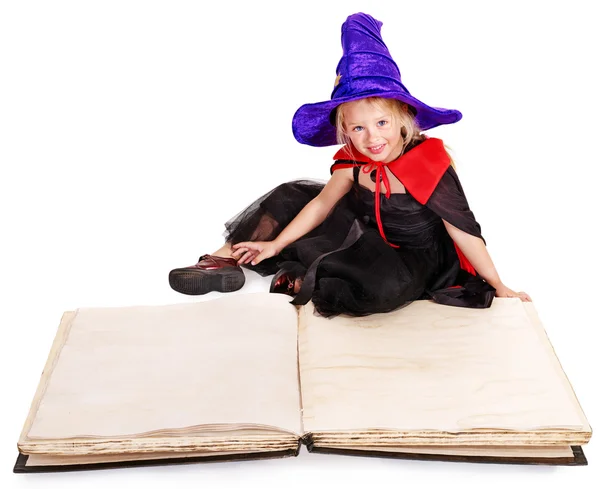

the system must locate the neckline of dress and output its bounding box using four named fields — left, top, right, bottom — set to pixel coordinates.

left=354, top=181, right=410, bottom=197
